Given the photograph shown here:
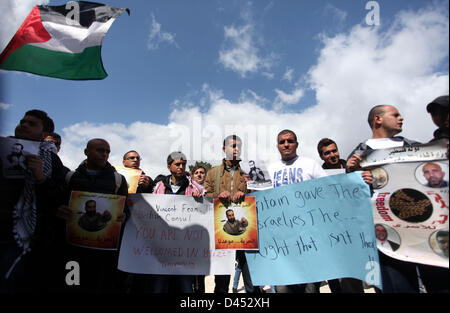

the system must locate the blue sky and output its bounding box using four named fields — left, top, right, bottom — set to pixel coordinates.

left=0, top=0, right=449, bottom=178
